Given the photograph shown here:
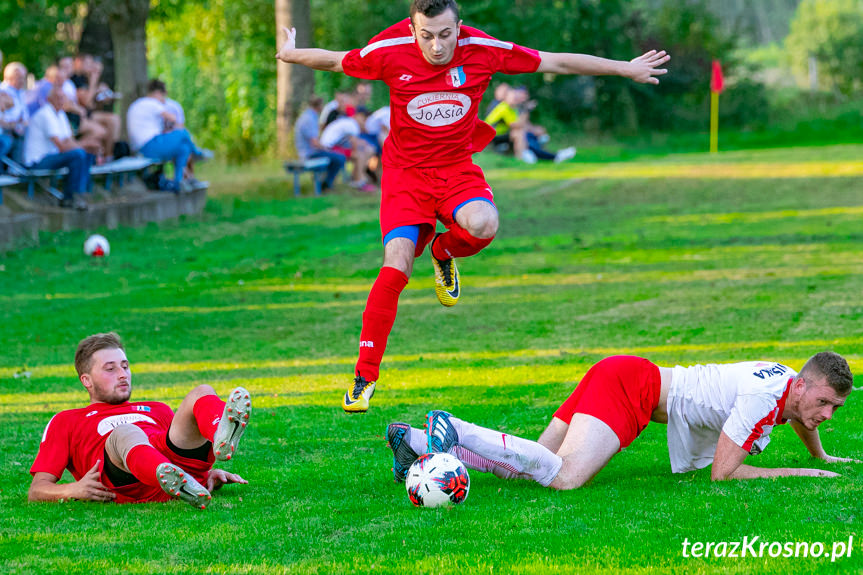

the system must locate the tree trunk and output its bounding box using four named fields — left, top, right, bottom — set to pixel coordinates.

left=94, top=0, right=150, bottom=139
left=276, top=0, right=314, bottom=157
left=78, top=1, right=115, bottom=89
